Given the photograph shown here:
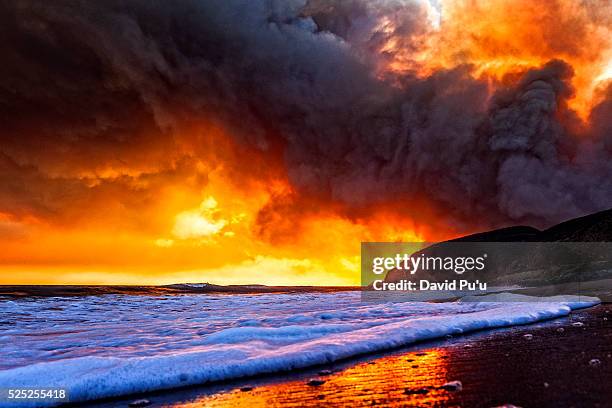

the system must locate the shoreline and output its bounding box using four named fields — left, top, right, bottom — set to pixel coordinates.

left=81, top=303, right=612, bottom=408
